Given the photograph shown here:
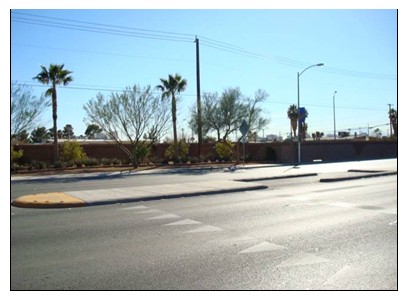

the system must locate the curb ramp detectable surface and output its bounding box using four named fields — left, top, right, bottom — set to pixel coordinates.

left=12, top=192, right=86, bottom=208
